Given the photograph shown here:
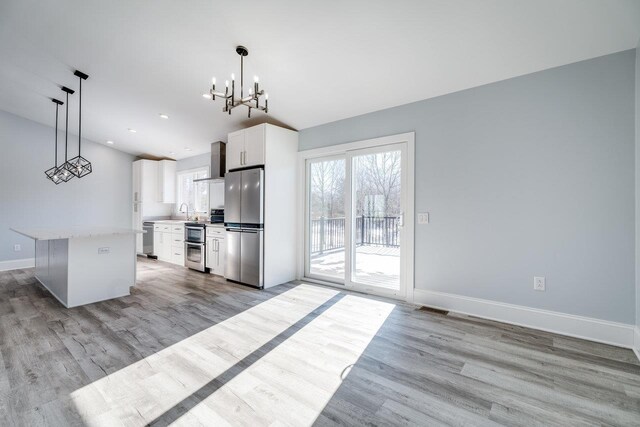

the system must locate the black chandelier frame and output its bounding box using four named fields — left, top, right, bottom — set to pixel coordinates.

left=208, top=46, right=269, bottom=118
left=45, top=70, right=91, bottom=184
